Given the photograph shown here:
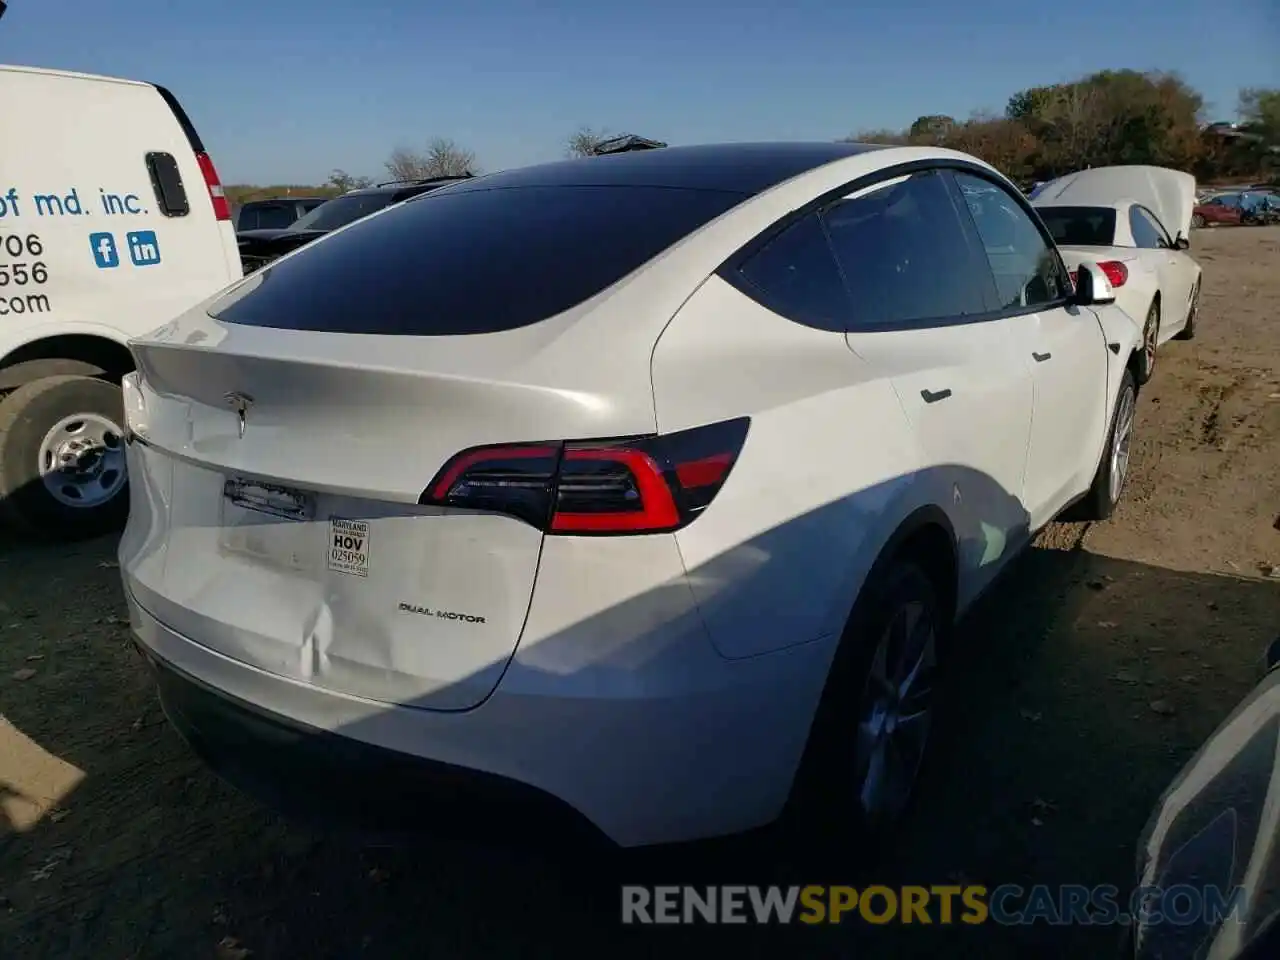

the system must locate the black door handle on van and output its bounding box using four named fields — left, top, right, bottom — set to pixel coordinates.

left=1033, top=351, right=1052, bottom=362
left=920, top=388, right=952, bottom=404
